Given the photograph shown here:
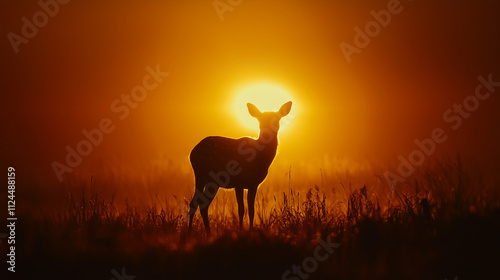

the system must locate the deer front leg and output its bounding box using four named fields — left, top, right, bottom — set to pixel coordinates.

left=235, top=187, right=244, bottom=229
left=247, top=187, right=257, bottom=229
